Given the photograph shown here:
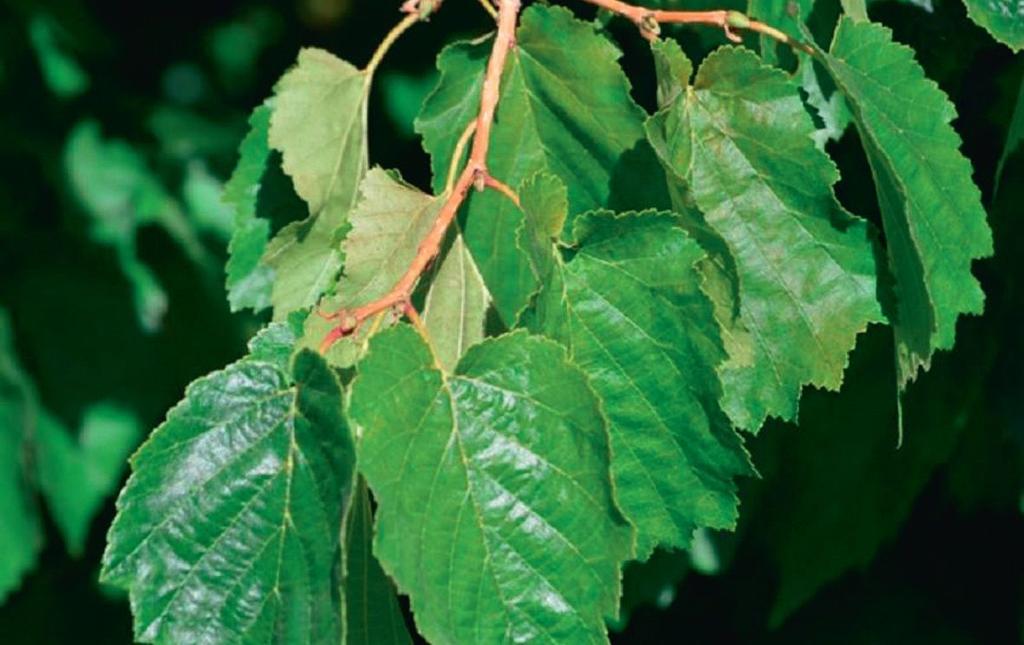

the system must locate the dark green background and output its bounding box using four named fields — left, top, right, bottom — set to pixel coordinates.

left=0, top=0, right=1020, bottom=642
